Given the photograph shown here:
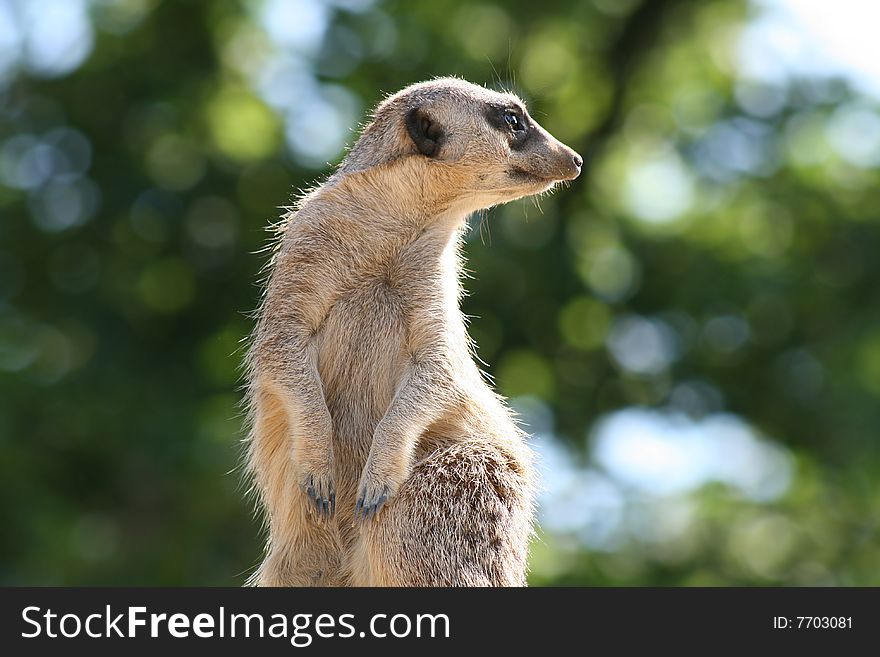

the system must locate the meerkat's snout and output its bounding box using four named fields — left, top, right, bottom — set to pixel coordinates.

left=550, top=142, right=583, bottom=181
left=507, top=118, right=583, bottom=186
